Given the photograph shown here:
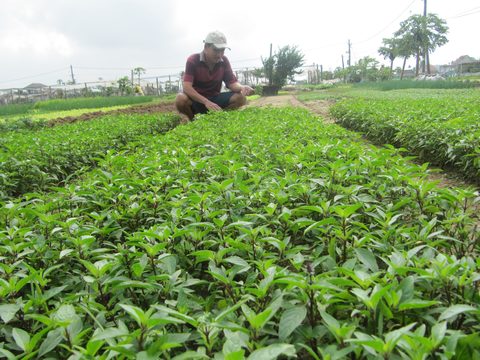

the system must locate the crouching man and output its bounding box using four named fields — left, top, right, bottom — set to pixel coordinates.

left=175, top=30, right=254, bottom=120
